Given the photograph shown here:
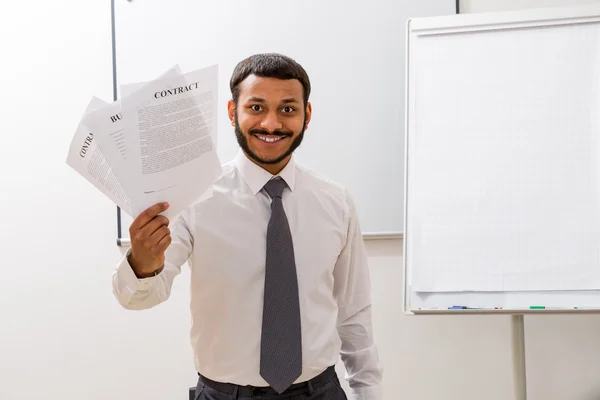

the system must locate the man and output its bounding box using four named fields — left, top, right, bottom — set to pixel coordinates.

left=112, top=53, right=383, bottom=400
